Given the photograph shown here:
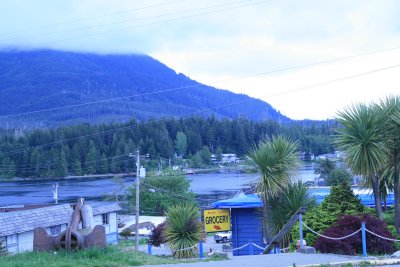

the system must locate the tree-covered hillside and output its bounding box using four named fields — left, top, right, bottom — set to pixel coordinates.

left=0, top=50, right=290, bottom=127
left=0, top=116, right=336, bottom=178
